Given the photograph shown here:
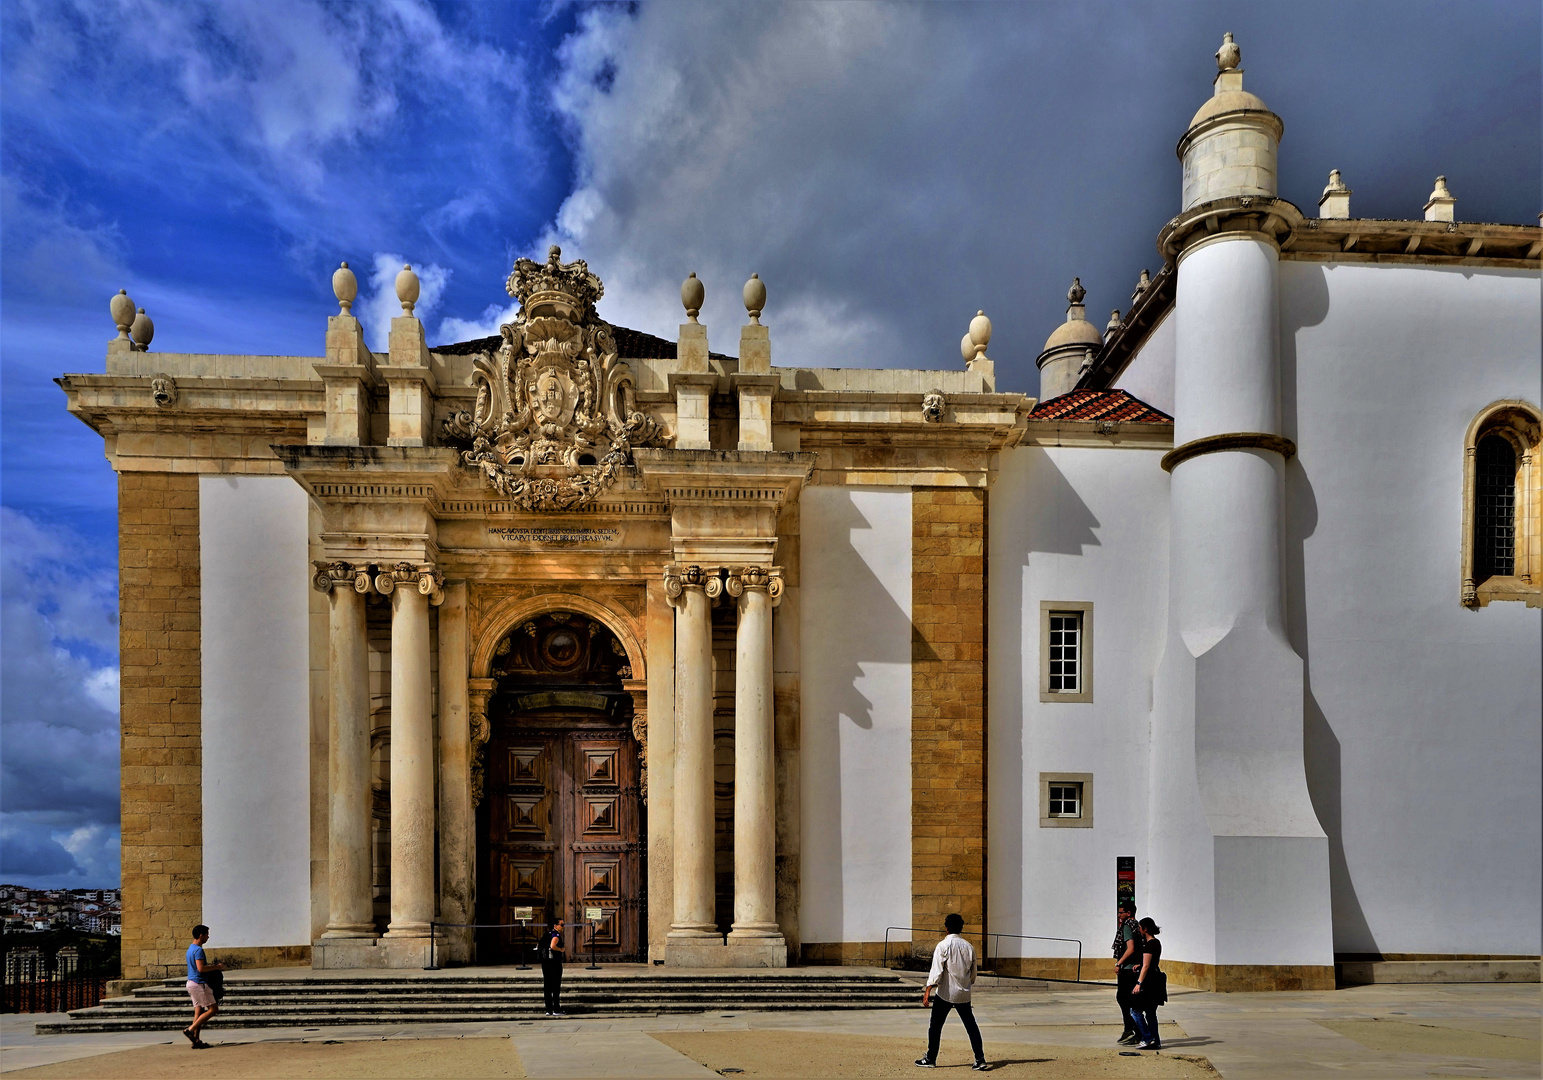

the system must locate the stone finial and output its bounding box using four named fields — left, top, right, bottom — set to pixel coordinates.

left=1067, top=277, right=1086, bottom=306
left=1216, top=31, right=1240, bottom=72
left=743, top=273, right=765, bottom=324
left=681, top=272, right=704, bottom=323
left=1131, top=269, right=1151, bottom=303
left=1424, top=175, right=1456, bottom=222
left=1105, top=309, right=1122, bottom=337
left=1318, top=169, right=1352, bottom=219
left=395, top=264, right=420, bottom=316
left=332, top=261, right=358, bottom=314
left=130, top=308, right=155, bottom=351
left=961, top=310, right=991, bottom=365
left=110, top=289, right=135, bottom=340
